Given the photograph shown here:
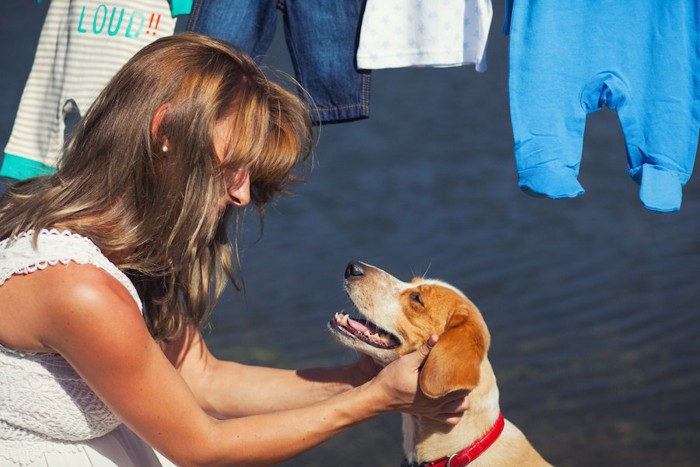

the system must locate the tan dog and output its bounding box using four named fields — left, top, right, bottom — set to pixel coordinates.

left=329, top=261, right=552, bottom=467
